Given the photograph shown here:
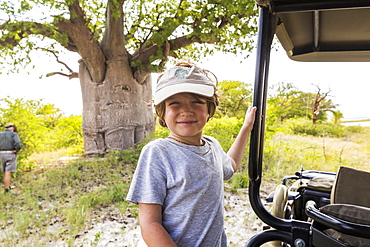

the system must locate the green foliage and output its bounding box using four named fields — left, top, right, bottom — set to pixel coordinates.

left=152, top=118, right=170, bottom=139
left=217, top=80, right=253, bottom=119
left=332, top=110, right=344, bottom=124
left=109, top=138, right=149, bottom=164
left=1, top=0, right=258, bottom=156
left=267, top=82, right=308, bottom=124
left=45, top=115, right=83, bottom=150
left=0, top=97, right=83, bottom=170
left=203, top=116, right=243, bottom=151
left=345, top=125, right=365, bottom=134
left=125, top=0, right=258, bottom=60
left=0, top=0, right=258, bottom=74
left=262, top=127, right=370, bottom=181
left=281, top=118, right=345, bottom=138
left=0, top=97, right=48, bottom=168
left=64, top=183, right=129, bottom=235
left=229, top=172, right=249, bottom=191
left=1, top=124, right=369, bottom=245
left=0, top=154, right=135, bottom=246
left=267, top=82, right=342, bottom=125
